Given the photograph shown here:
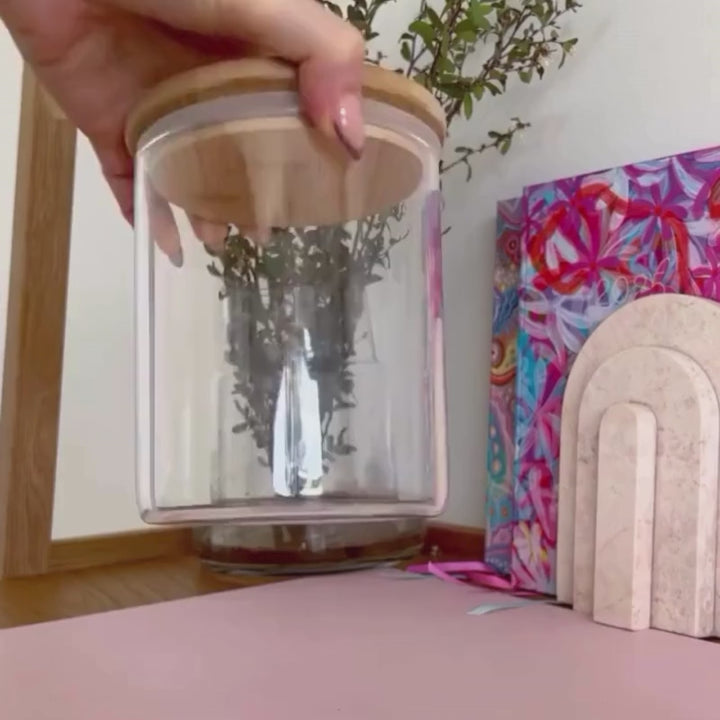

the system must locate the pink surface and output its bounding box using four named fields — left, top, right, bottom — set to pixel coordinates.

left=1, top=569, right=719, bottom=719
